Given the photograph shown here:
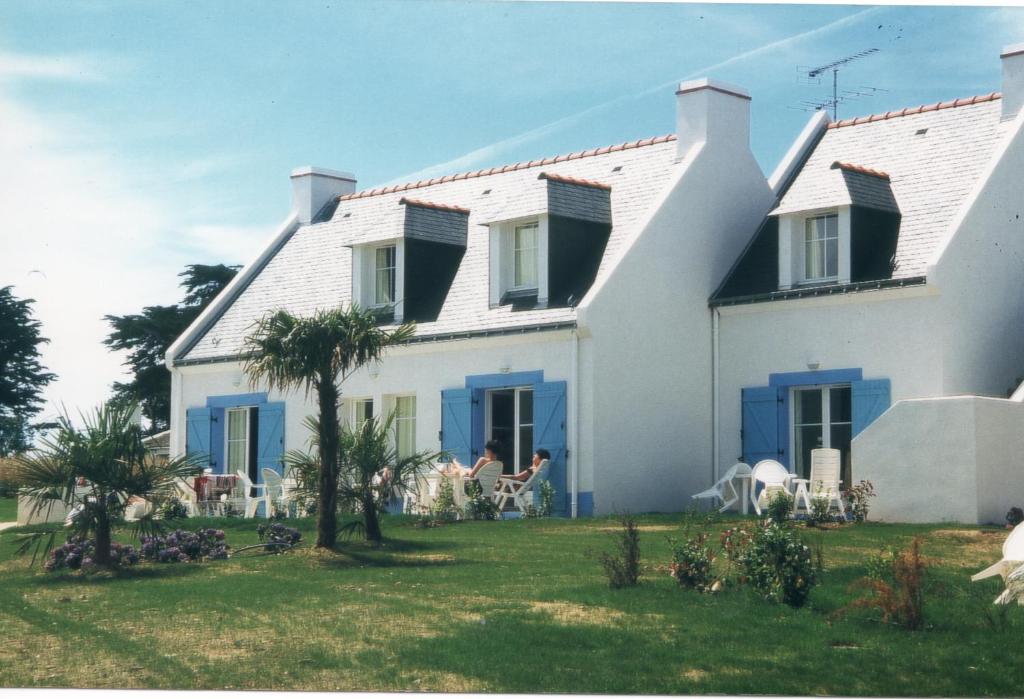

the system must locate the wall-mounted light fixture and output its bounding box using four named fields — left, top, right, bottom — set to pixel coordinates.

left=498, top=361, right=511, bottom=374
left=807, top=360, right=820, bottom=371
